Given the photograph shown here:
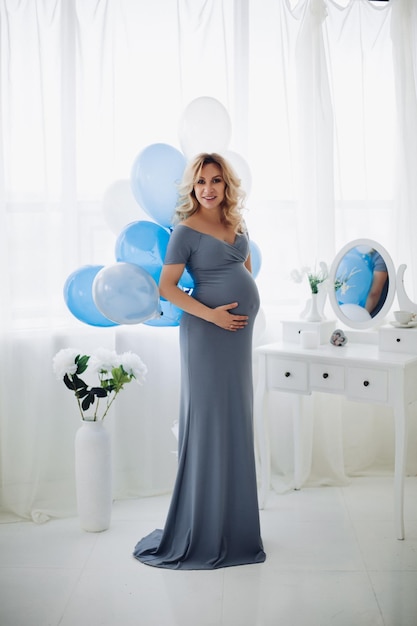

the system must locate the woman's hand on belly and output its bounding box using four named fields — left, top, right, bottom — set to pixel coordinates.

left=208, top=302, right=249, bottom=332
